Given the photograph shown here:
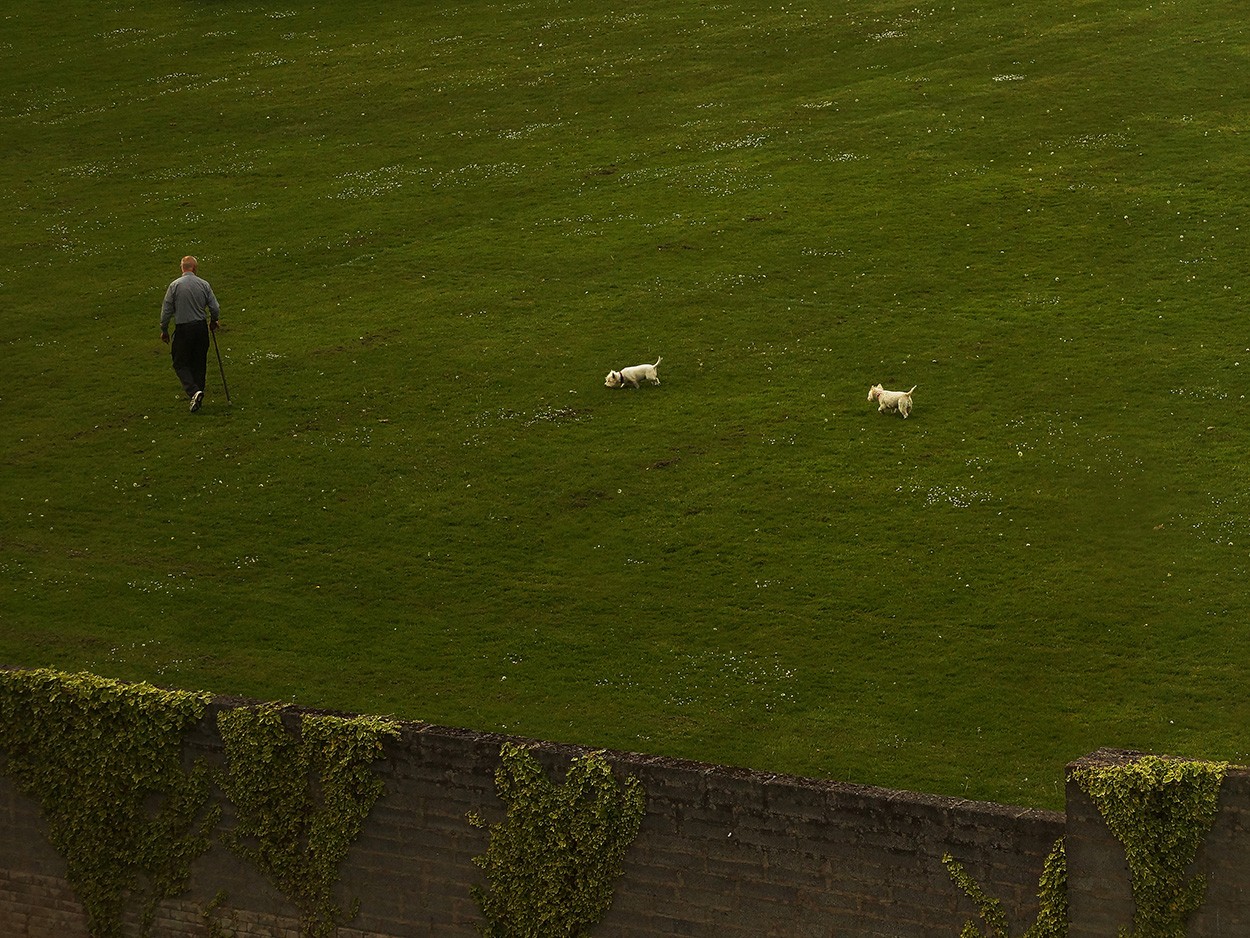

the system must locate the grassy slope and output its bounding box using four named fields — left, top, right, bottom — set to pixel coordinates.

left=1, top=0, right=1248, bottom=808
